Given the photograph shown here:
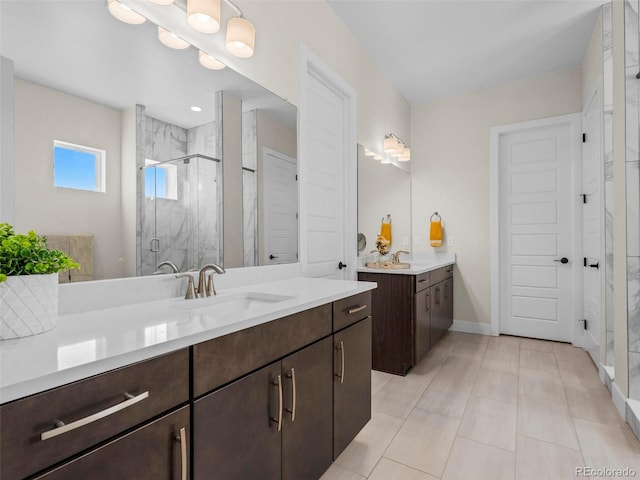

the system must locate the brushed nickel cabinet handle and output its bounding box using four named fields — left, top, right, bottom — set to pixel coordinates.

left=174, top=427, right=187, bottom=480
left=271, top=374, right=283, bottom=432
left=418, top=279, right=428, bottom=283
left=41, top=391, right=149, bottom=441
left=336, top=341, right=345, bottom=385
left=285, top=368, right=297, bottom=422
left=347, top=305, right=367, bottom=315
